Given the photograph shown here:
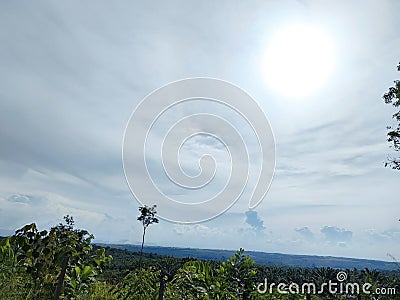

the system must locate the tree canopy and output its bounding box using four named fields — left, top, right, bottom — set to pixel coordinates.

left=382, top=61, right=400, bottom=170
